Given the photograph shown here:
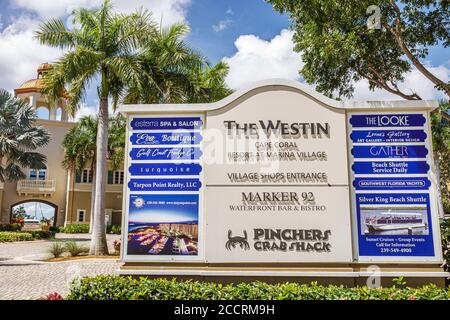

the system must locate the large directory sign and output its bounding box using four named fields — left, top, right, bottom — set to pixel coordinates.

left=124, top=116, right=203, bottom=260
left=120, top=80, right=442, bottom=266
left=348, top=113, right=438, bottom=261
